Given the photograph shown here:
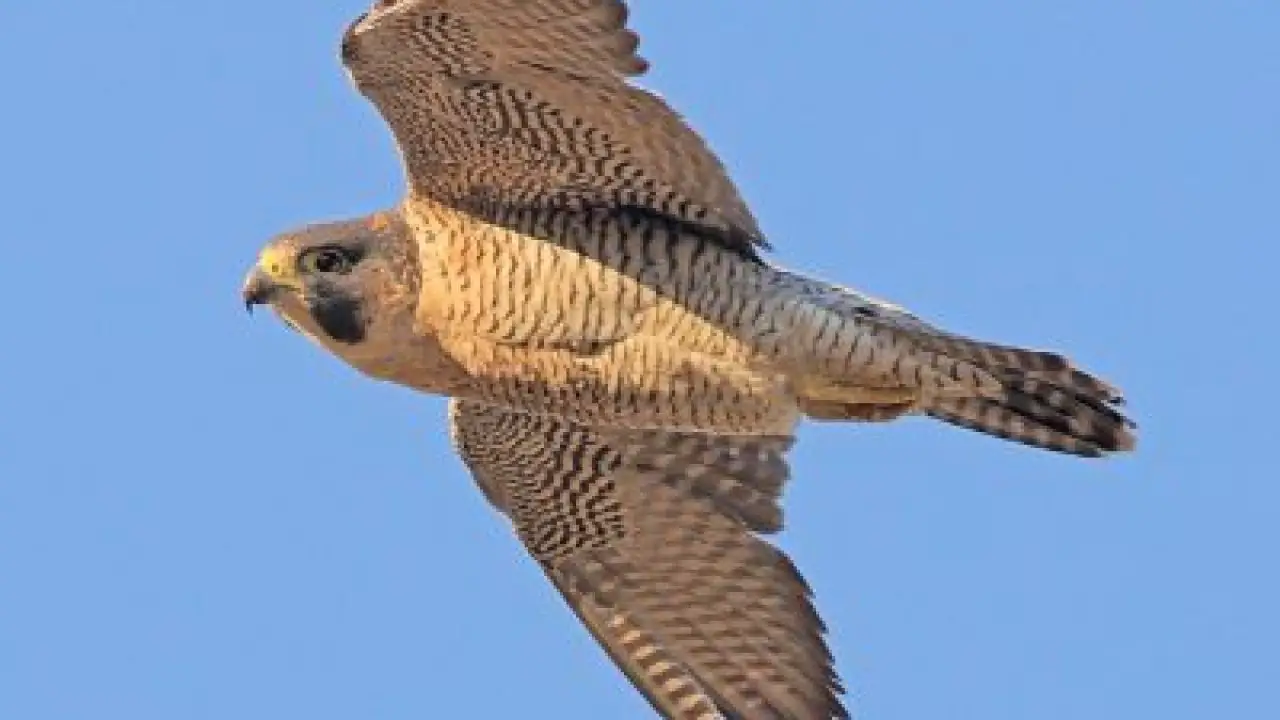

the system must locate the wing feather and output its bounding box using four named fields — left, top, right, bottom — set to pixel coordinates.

left=449, top=400, right=848, bottom=719
left=340, top=0, right=764, bottom=257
